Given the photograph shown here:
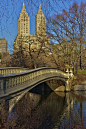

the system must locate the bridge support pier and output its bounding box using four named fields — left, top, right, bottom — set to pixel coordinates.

left=65, top=80, right=71, bottom=92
